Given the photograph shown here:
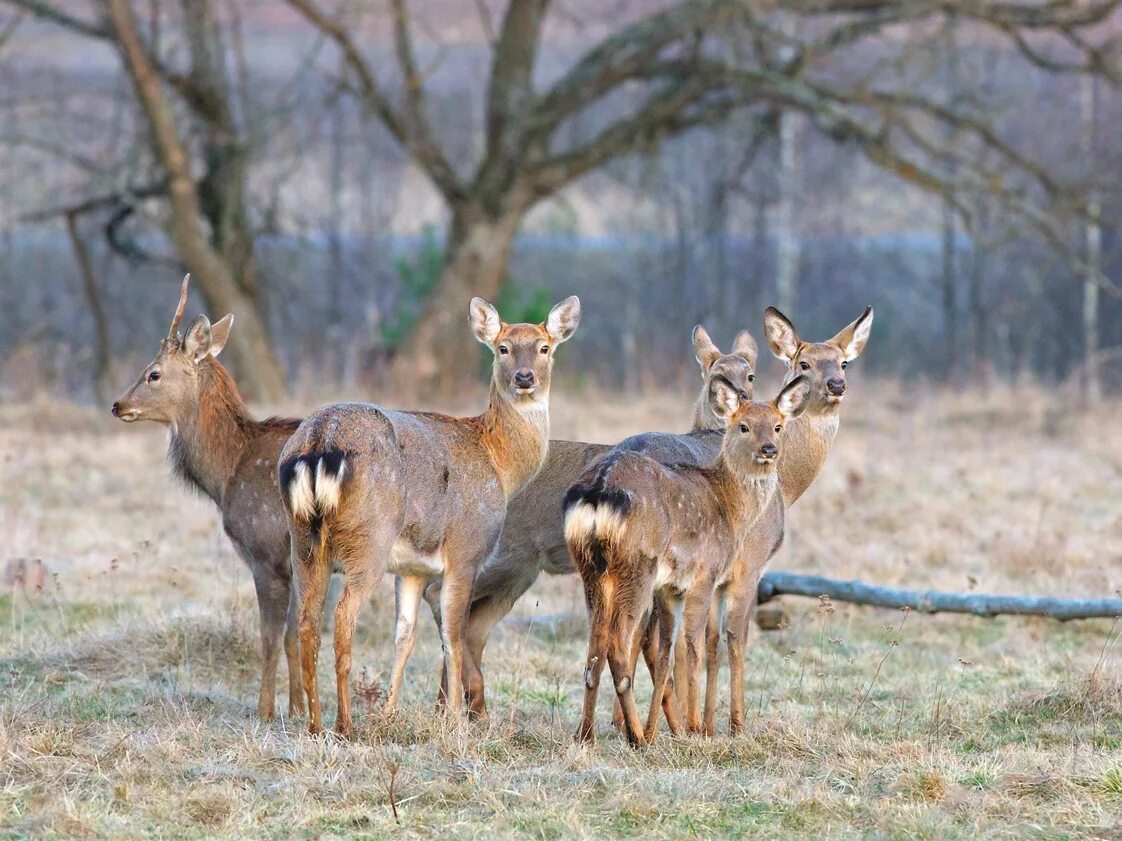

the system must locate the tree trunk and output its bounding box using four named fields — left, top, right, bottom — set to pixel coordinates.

left=105, top=0, right=287, bottom=402
left=1081, top=74, right=1102, bottom=407
left=393, top=204, right=522, bottom=393
left=775, top=108, right=801, bottom=317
